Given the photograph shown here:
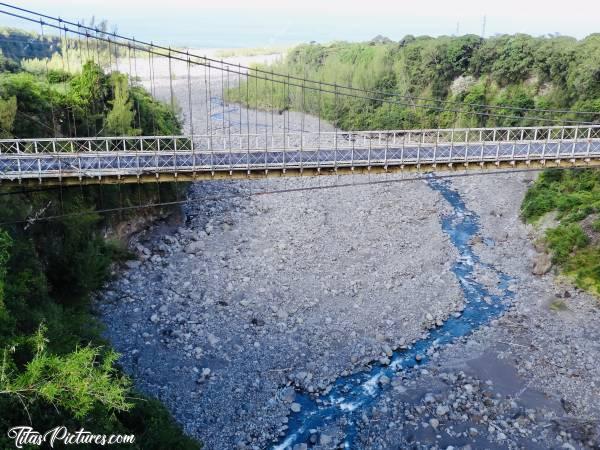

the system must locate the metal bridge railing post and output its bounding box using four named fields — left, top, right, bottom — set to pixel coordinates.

left=246, top=134, right=250, bottom=173
left=368, top=137, right=372, bottom=168
left=464, top=130, right=469, bottom=163
left=587, top=127, right=592, bottom=156
left=495, top=129, right=501, bottom=162
left=449, top=129, right=454, bottom=163
left=15, top=141, right=21, bottom=179
left=384, top=132, right=389, bottom=169
left=191, top=135, right=196, bottom=175
left=479, top=130, right=485, bottom=162
left=433, top=130, right=439, bottom=165
left=572, top=126, right=579, bottom=158
left=334, top=131, right=338, bottom=170
left=401, top=132, right=405, bottom=165
left=510, top=129, right=516, bottom=160
left=118, top=138, right=125, bottom=176
left=299, top=130, right=304, bottom=173
left=557, top=127, right=565, bottom=159
left=282, top=133, right=287, bottom=171
left=34, top=141, right=41, bottom=182
left=541, top=129, right=549, bottom=160
left=351, top=133, right=355, bottom=168
left=57, top=140, right=63, bottom=182
left=173, top=136, right=178, bottom=175
left=156, top=138, right=161, bottom=176
left=83, top=140, right=90, bottom=177
left=136, top=137, right=141, bottom=176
